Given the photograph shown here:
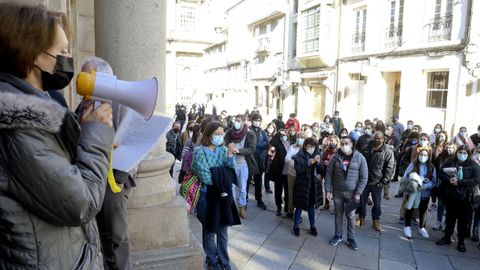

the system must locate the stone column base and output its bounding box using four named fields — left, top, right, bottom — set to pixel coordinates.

left=131, top=231, right=203, bottom=270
